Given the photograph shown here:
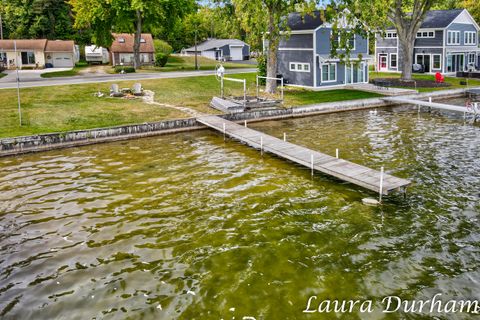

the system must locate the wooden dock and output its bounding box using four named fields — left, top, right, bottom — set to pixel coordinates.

left=197, top=115, right=411, bottom=195
left=383, top=97, right=476, bottom=114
